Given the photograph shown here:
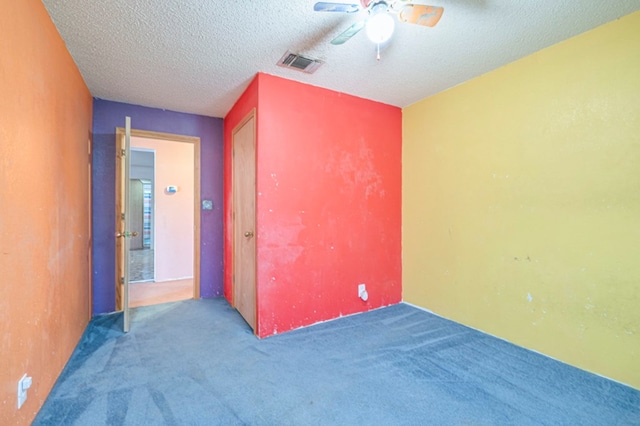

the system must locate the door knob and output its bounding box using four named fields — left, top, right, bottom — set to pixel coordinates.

left=244, top=231, right=254, bottom=238
left=115, top=231, right=139, bottom=238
